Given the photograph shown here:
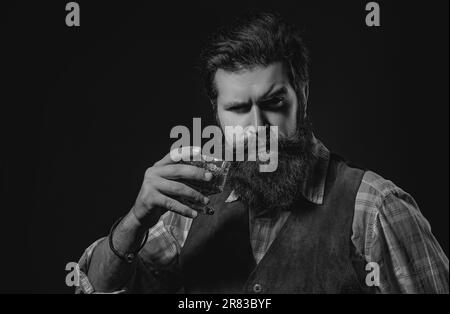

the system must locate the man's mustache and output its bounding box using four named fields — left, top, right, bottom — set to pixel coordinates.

left=217, top=127, right=273, bottom=165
